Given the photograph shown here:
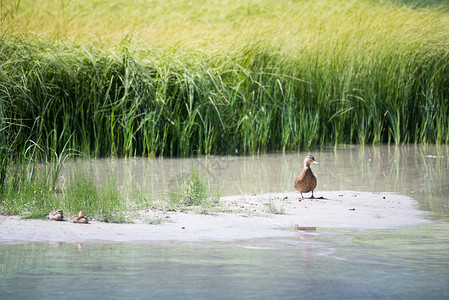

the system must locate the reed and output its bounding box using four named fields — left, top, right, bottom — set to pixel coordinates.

left=0, top=0, right=448, bottom=159
left=0, top=164, right=129, bottom=221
